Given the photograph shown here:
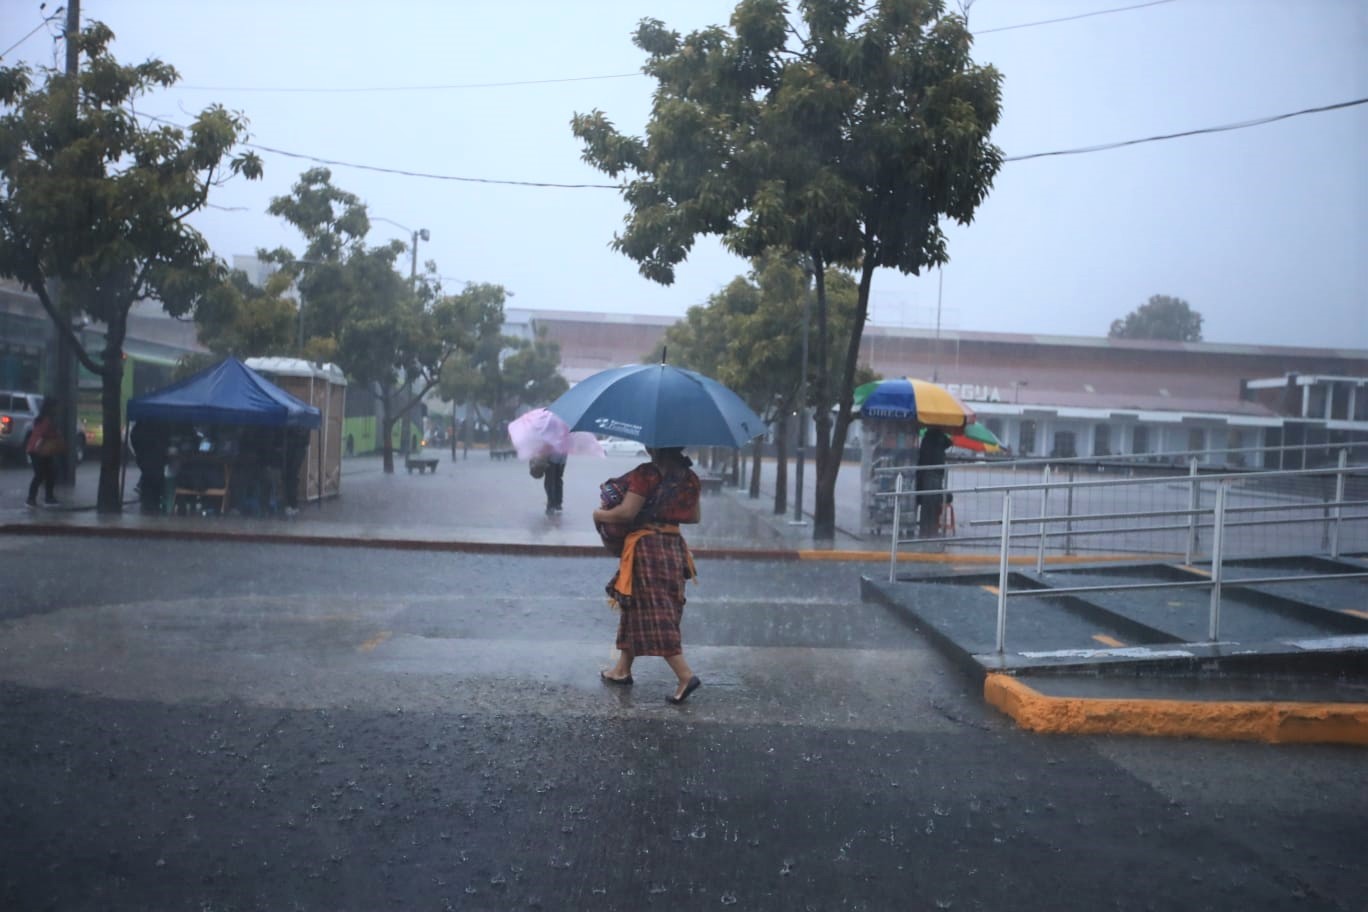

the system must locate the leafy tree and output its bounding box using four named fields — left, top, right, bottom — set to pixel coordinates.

left=572, top=0, right=1002, bottom=538
left=1109, top=295, right=1203, bottom=342
left=500, top=325, right=570, bottom=411
left=439, top=312, right=567, bottom=445
left=194, top=268, right=298, bottom=358
left=659, top=254, right=873, bottom=514
left=266, top=169, right=502, bottom=472
left=0, top=21, right=261, bottom=512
